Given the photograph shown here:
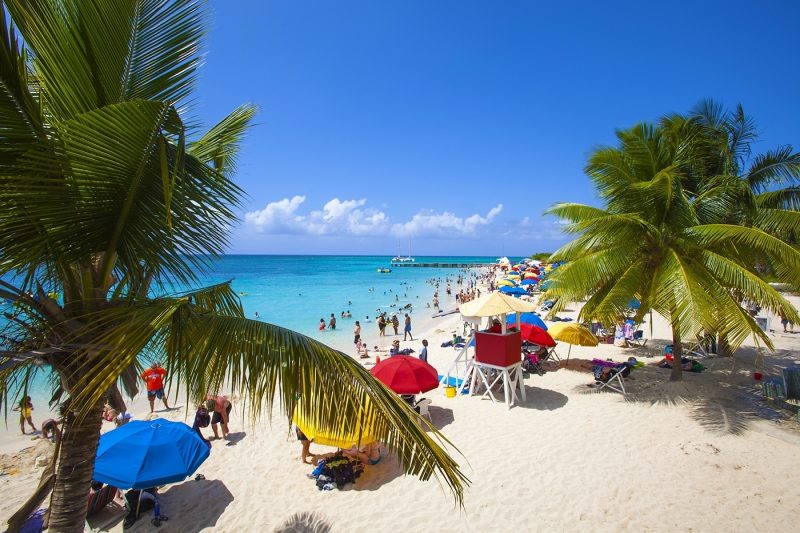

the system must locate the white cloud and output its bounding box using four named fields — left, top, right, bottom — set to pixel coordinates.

left=244, top=197, right=503, bottom=239
left=244, top=195, right=308, bottom=234
left=391, top=204, right=503, bottom=238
